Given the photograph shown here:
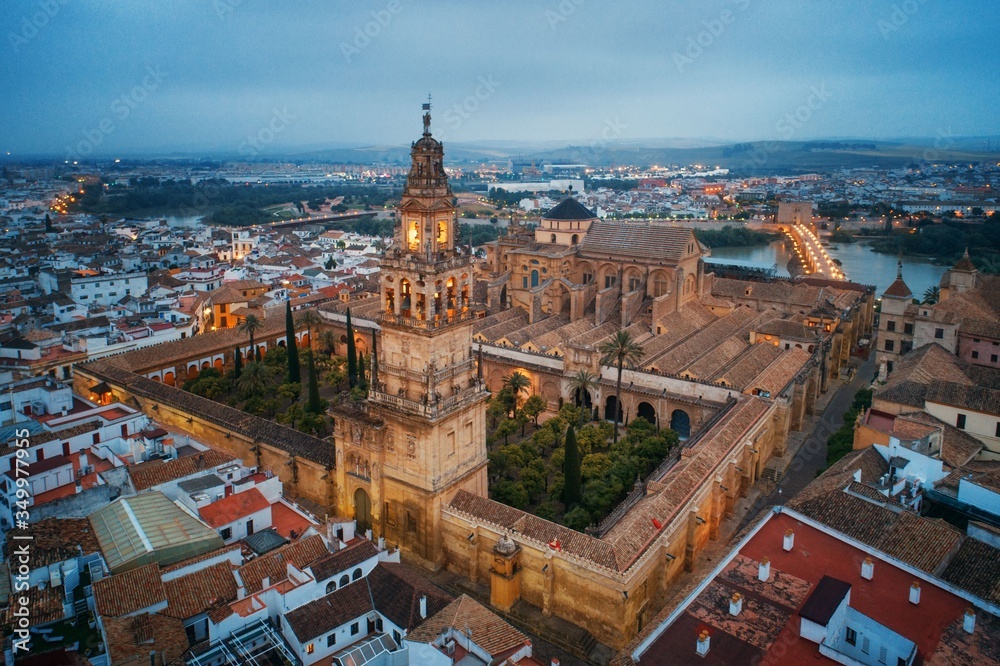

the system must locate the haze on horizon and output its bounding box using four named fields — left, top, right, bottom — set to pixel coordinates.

left=2, top=0, right=999, bottom=158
